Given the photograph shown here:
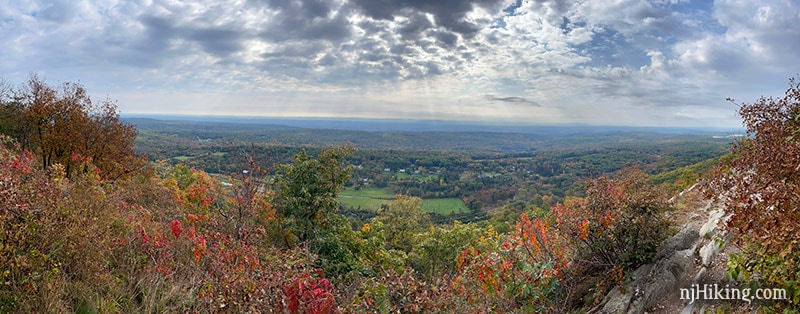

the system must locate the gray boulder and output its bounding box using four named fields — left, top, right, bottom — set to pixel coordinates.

left=600, top=222, right=700, bottom=314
